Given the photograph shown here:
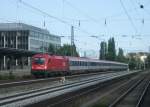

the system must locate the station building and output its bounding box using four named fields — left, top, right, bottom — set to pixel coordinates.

left=0, top=23, right=61, bottom=71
